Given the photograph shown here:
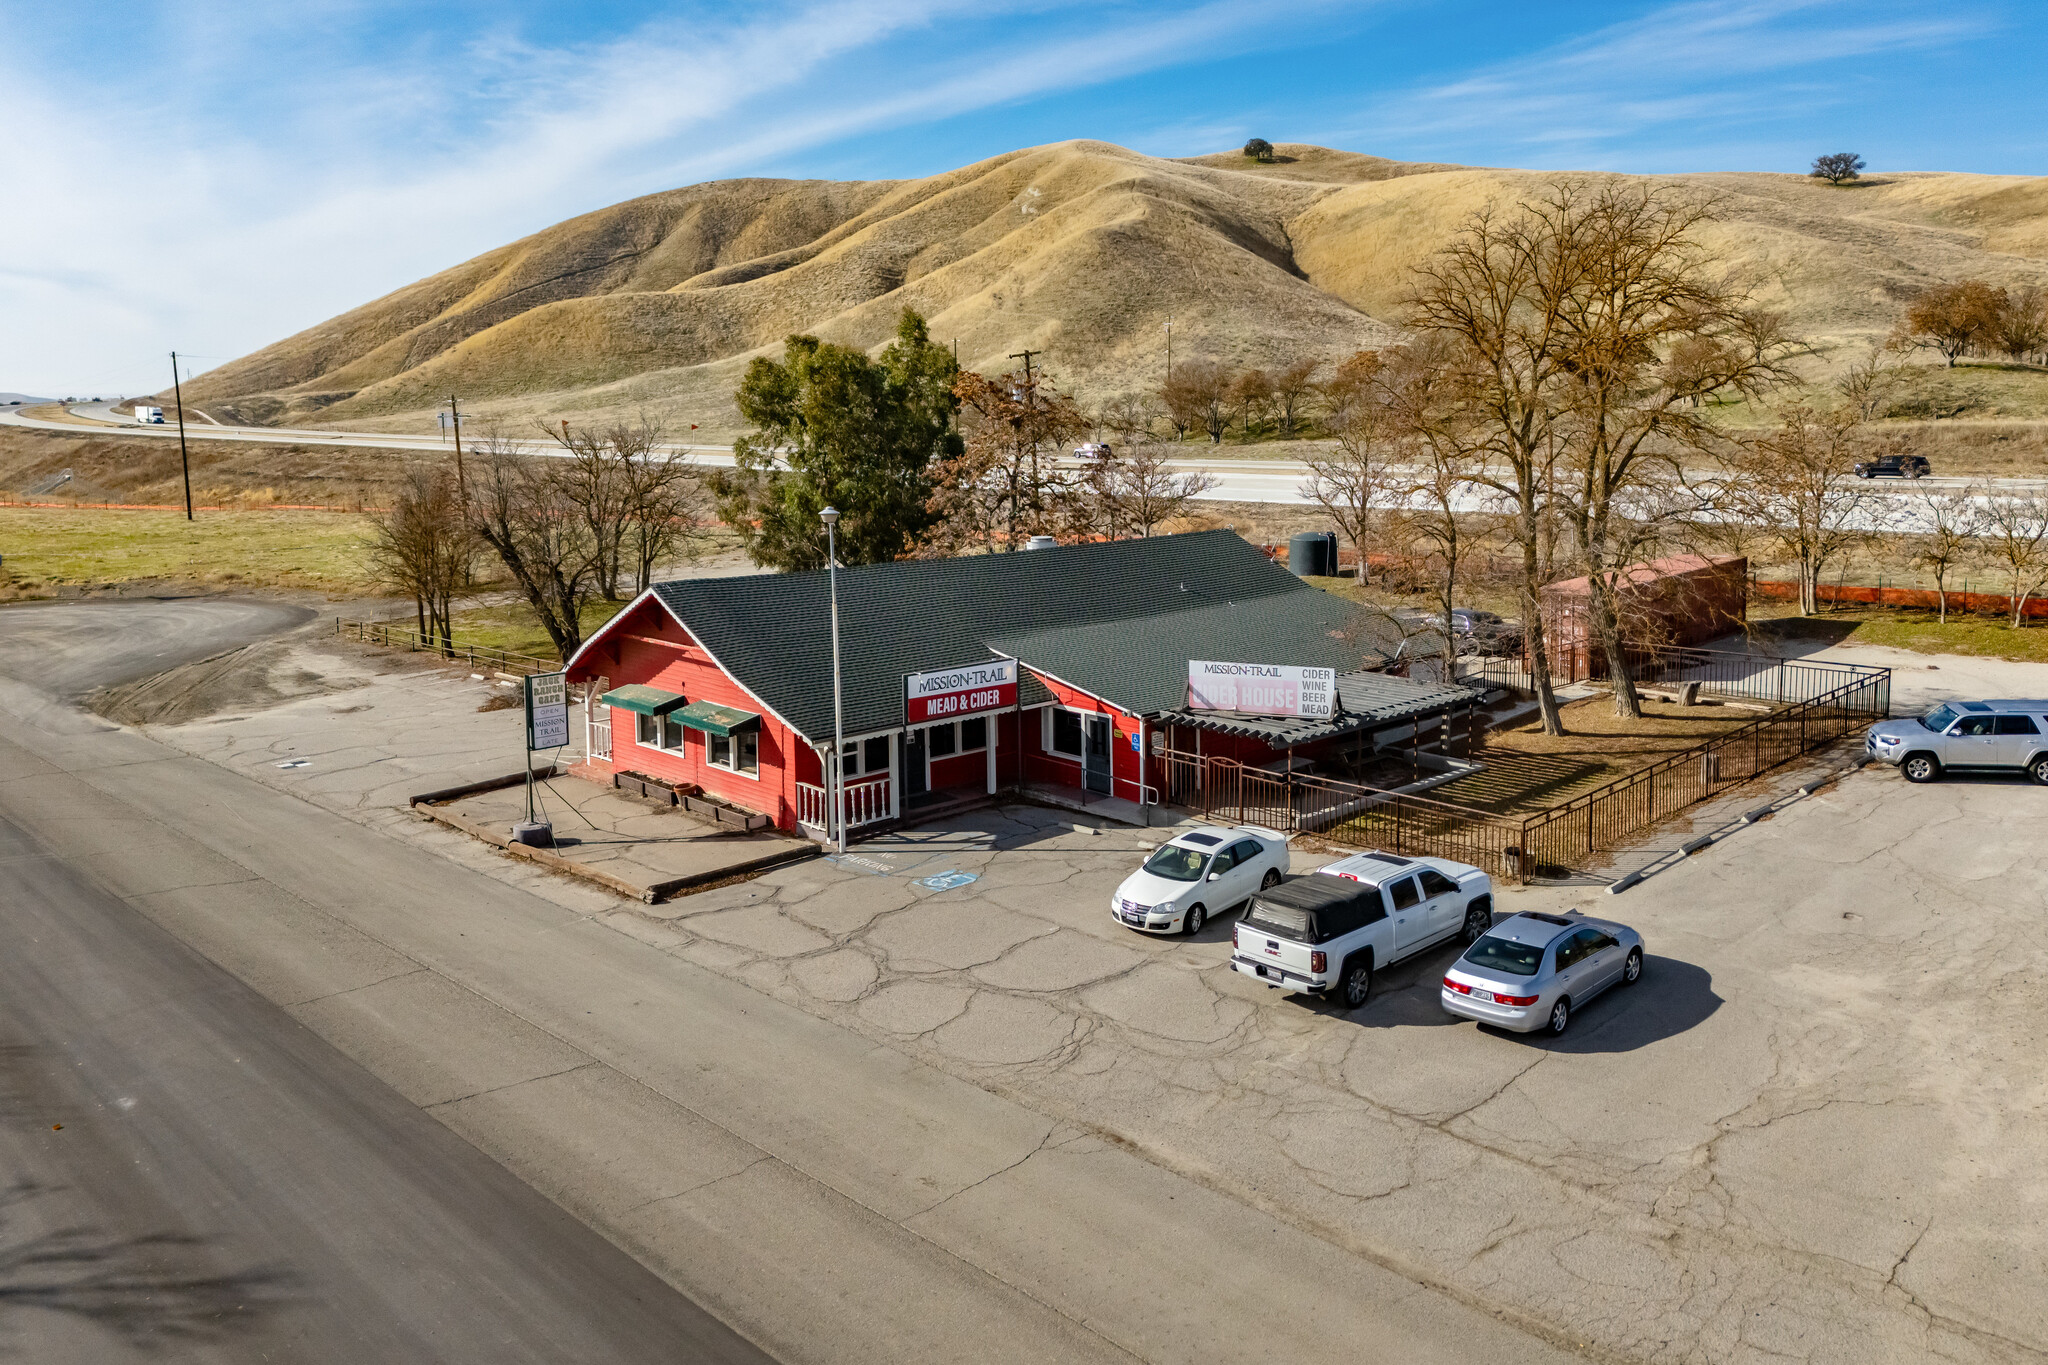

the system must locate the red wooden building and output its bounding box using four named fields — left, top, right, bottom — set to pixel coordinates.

left=564, top=532, right=1479, bottom=842
left=1538, top=554, right=1748, bottom=681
